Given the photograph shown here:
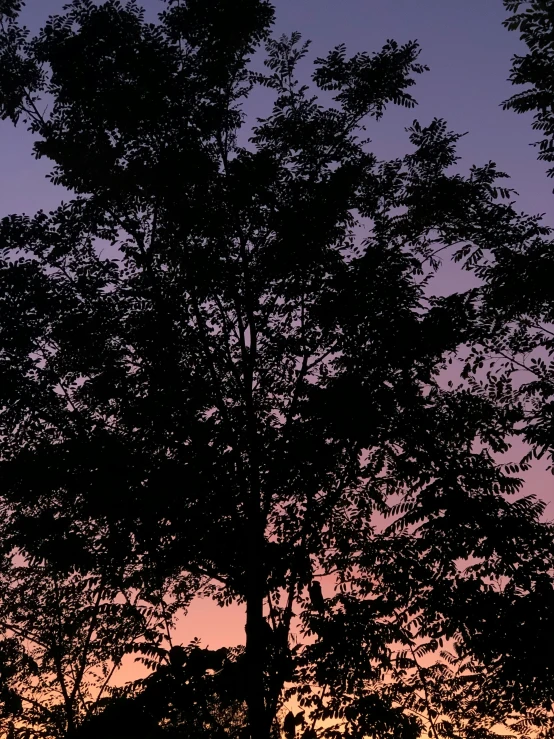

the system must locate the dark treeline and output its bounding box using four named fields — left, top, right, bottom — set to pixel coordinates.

left=0, top=0, right=554, bottom=737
